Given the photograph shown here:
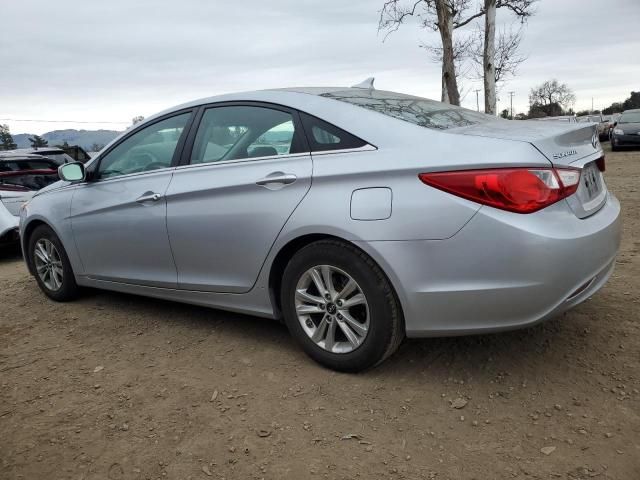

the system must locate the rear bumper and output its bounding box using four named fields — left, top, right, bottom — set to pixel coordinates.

left=358, top=194, right=621, bottom=337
